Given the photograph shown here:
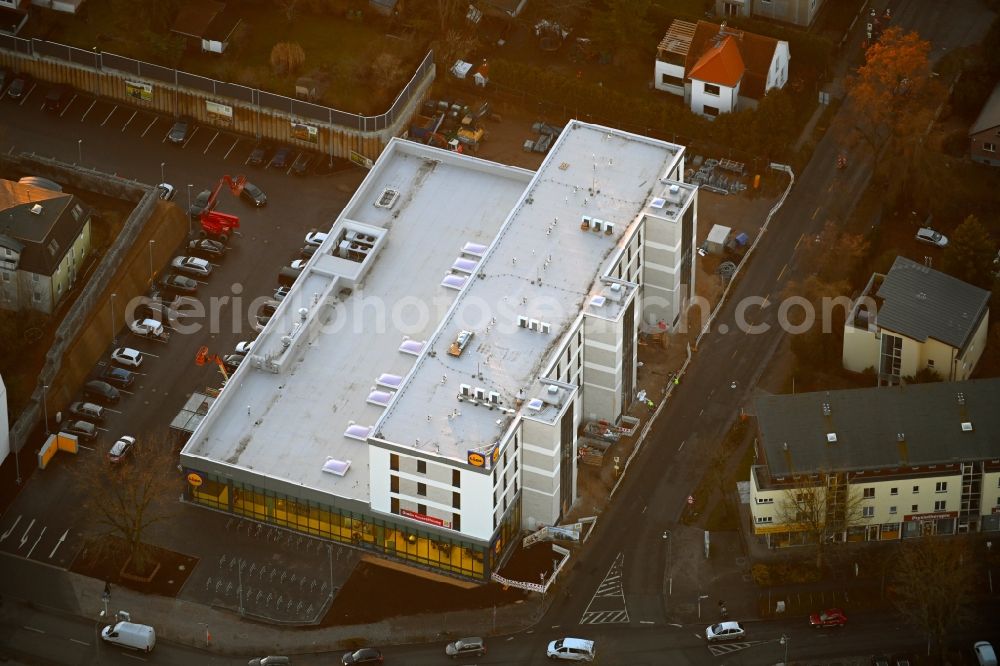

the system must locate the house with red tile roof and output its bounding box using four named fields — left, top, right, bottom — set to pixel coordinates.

left=655, top=20, right=790, bottom=119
